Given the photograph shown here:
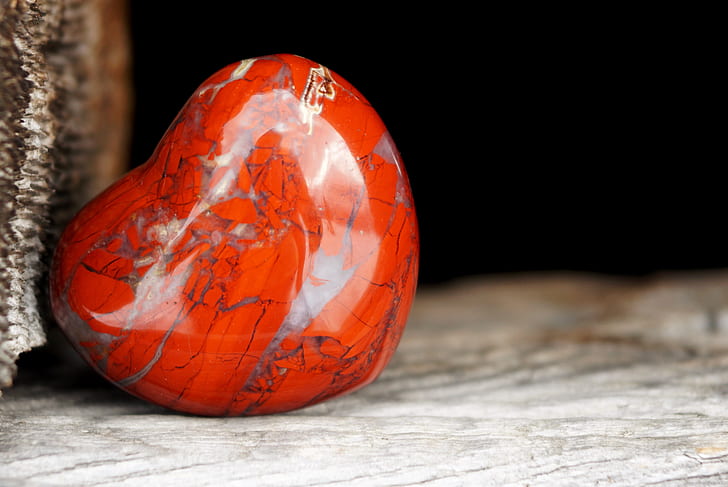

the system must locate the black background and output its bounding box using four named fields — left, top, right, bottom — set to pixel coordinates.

left=127, top=6, right=719, bottom=286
